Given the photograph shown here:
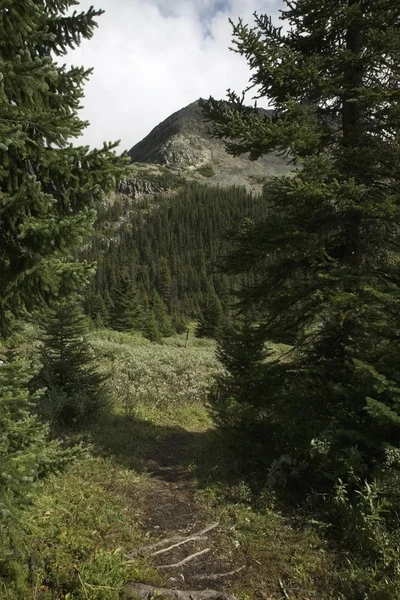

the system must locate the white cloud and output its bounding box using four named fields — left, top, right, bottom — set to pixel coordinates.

left=64, top=0, right=283, bottom=150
